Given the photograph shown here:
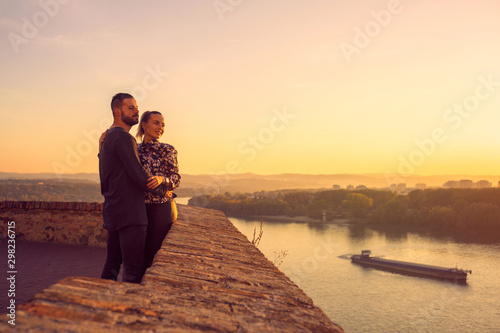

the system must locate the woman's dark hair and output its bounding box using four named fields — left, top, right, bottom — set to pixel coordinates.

left=136, top=111, right=162, bottom=141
